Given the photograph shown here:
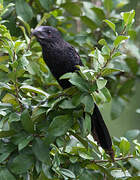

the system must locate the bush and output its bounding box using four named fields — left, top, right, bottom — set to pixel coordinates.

left=0, top=0, right=140, bottom=179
